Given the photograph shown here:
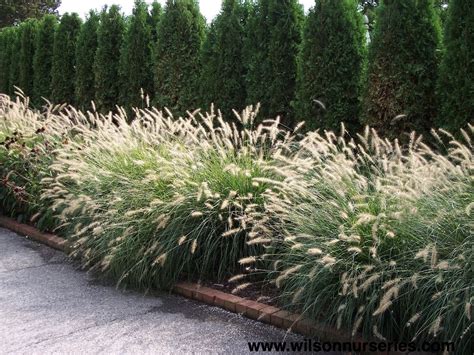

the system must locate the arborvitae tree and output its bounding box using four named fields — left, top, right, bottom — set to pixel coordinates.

left=94, top=5, right=125, bottom=113
left=437, top=0, right=474, bottom=132
left=244, top=0, right=271, bottom=116
left=363, top=0, right=442, bottom=138
left=245, top=0, right=302, bottom=125
left=33, top=15, right=57, bottom=105
left=0, top=28, right=13, bottom=94
left=200, top=0, right=248, bottom=117
left=154, top=0, right=205, bottom=115
left=75, top=11, right=99, bottom=111
left=8, top=27, right=21, bottom=96
left=51, top=13, right=82, bottom=104
left=18, top=19, right=38, bottom=98
left=266, top=0, right=303, bottom=126
left=148, top=1, right=162, bottom=44
left=119, top=0, right=154, bottom=110
left=296, top=0, right=367, bottom=132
